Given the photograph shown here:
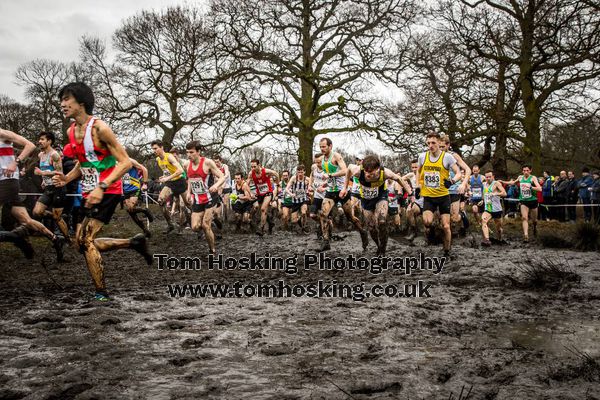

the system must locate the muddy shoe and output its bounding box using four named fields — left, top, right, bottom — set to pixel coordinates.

left=533, top=224, right=538, bottom=237
left=143, top=229, right=152, bottom=238
left=523, top=236, right=529, bottom=243
left=52, top=235, right=66, bottom=262
left=376, top=246, right=386, bottom=256
left=405, top=231, right=416, bottom=241
left=481, top=238, right=492, bottom=246
left=131, top=233, right=152, bottom=265
left=268, top=221, right=274, bottom=235
left=443, top=249, right=452, bottom=258
left=360, top=229, right=369, bottom=251
left=318, top=240, right=331, bottom=252
left=94, top=292, right=110, bottom=302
